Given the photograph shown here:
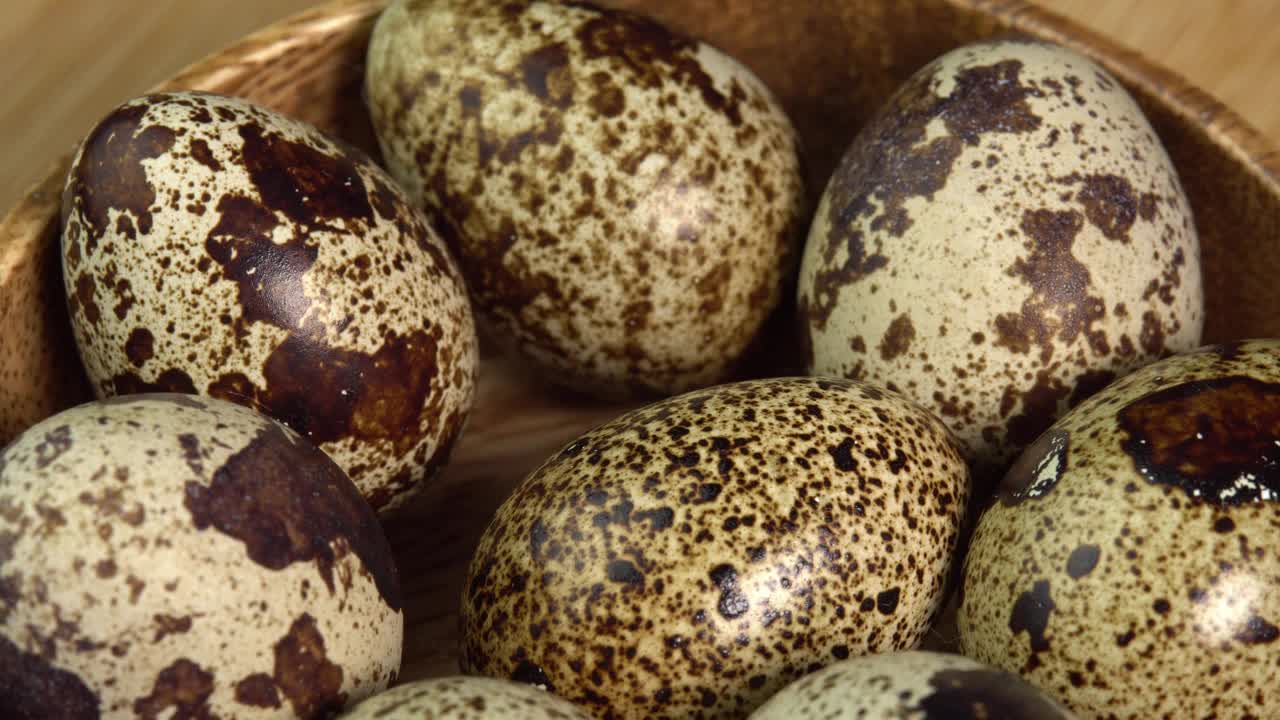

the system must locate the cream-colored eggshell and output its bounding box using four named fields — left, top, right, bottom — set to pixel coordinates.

left=460, top=377, right=970, bottom=719
left=750, top=650, right=1076, bottom=719
left=798, top=38, right=1204, bottom=476
left=60, top=90, right=478, bottom=513
left=0, top=394, right=402, bottom=718
left=365, top=0, right=806, bottom=398
left=959, top=340, right=1280, bottom=718
left=339, top=676, right=592, bottom=719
